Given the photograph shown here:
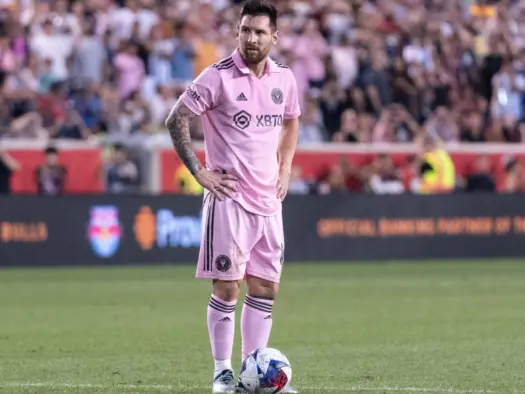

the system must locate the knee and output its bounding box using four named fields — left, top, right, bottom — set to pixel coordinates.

left=213, top=280, right=241, bottom=302
left=246, top=276, right=279, bottom=299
